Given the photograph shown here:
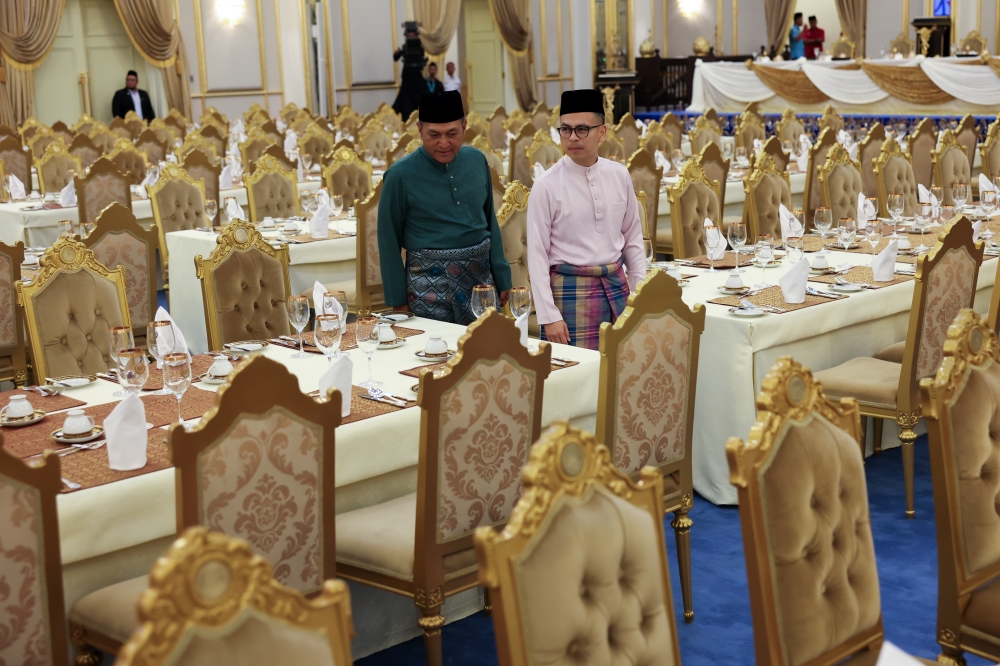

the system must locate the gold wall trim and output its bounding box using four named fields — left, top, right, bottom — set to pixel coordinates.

left=339, top=0, right=353, bottom=107
left=335, top=82, right=396, bottom=90
left=300, top=0, right=314, bottom=110
left=256, top=0, right=269, bottom=106
left=192, top=88, right=286, bottom=98
left=903, top=0, right=909, bottom=36
left=716, top=0, right=723, bottom=52
left=274, top=0, right=286, bottom=107
left=193, top=0, right=209, bottom=99
left=976, top=0, right=982, bottom=32
left=734, top=0, right=739, bottom=53
left=322, top=0, right=335, bottom=113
